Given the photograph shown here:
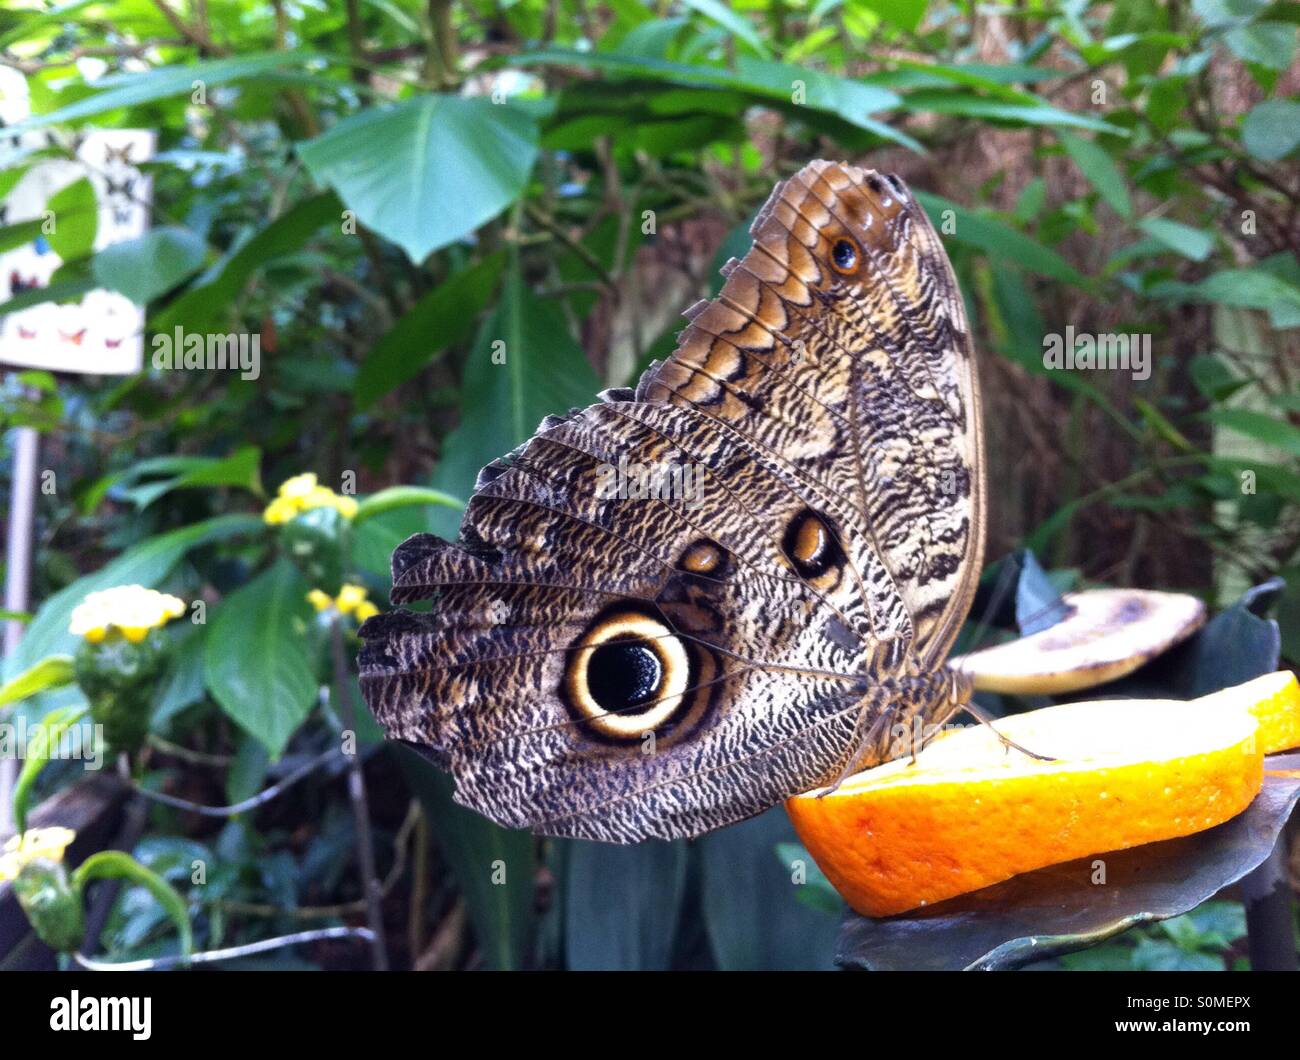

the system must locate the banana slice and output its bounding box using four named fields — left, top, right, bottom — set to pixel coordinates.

left=952, top=588, right=1206, bottom=695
